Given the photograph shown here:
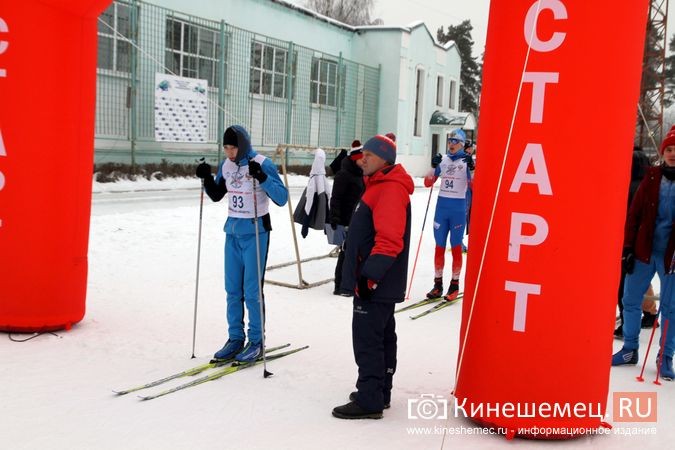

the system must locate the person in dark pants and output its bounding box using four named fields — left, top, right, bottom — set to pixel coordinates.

left=332, top=134, right=414, bottom=420
left=329, top=140, right=365, bottom=296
